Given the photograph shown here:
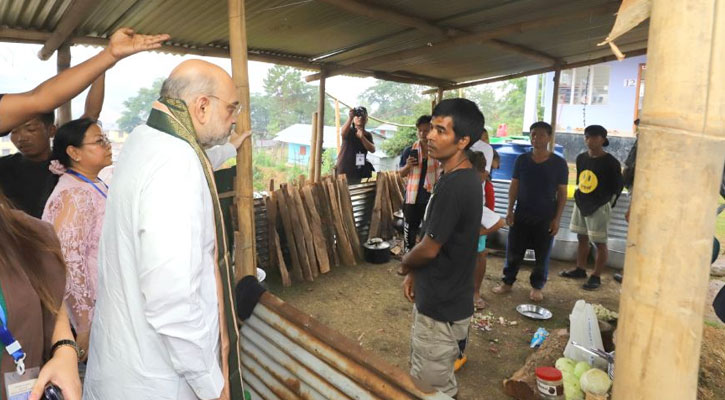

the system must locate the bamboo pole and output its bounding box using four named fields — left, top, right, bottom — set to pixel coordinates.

left=57, top=43, right=71, bottom=125
left=229, top=0, right=256, bottom=280
left=335, top=100, right=341, bottom=154
left=612, top=0, right=724, bottom=399
left=309, top=112, right=318, bottom=180
left=436, top=88, right=443, bottom=104
left=315, top=71, right=326, bottom=182
left=549, top=68, right=561, bottom=149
